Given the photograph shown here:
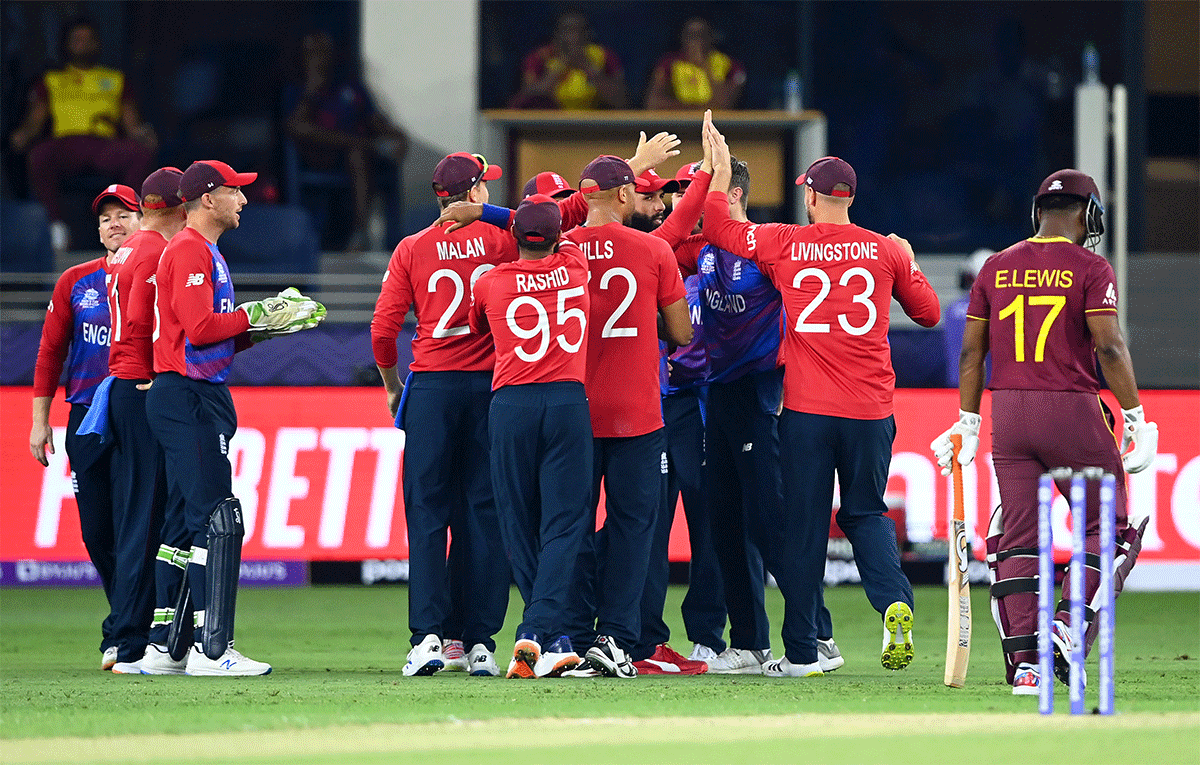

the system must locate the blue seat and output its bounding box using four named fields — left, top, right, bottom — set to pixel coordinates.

left=0, top=199, right=54, bottom=275
left=219, top=204, right=319, bottom=275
